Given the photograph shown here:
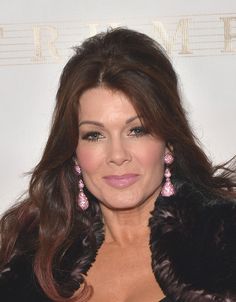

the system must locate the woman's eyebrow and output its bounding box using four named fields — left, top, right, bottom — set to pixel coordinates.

left=78, top=120, right=104, bottom=127
left=78, top=116, right=139, bottom=127
left=126, top=116, right=139, bottom=124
